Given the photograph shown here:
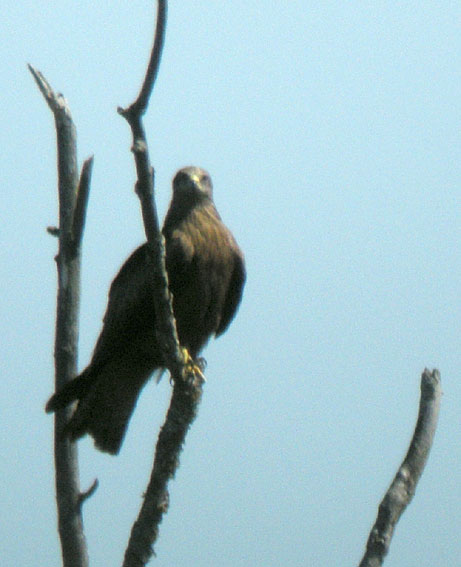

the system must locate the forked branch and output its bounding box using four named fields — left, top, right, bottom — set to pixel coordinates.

left=117, top=0, right=183, bottom=373
left=29, top=64, right=93, bottom=567
left=119, top=2, right=205, bottom=565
